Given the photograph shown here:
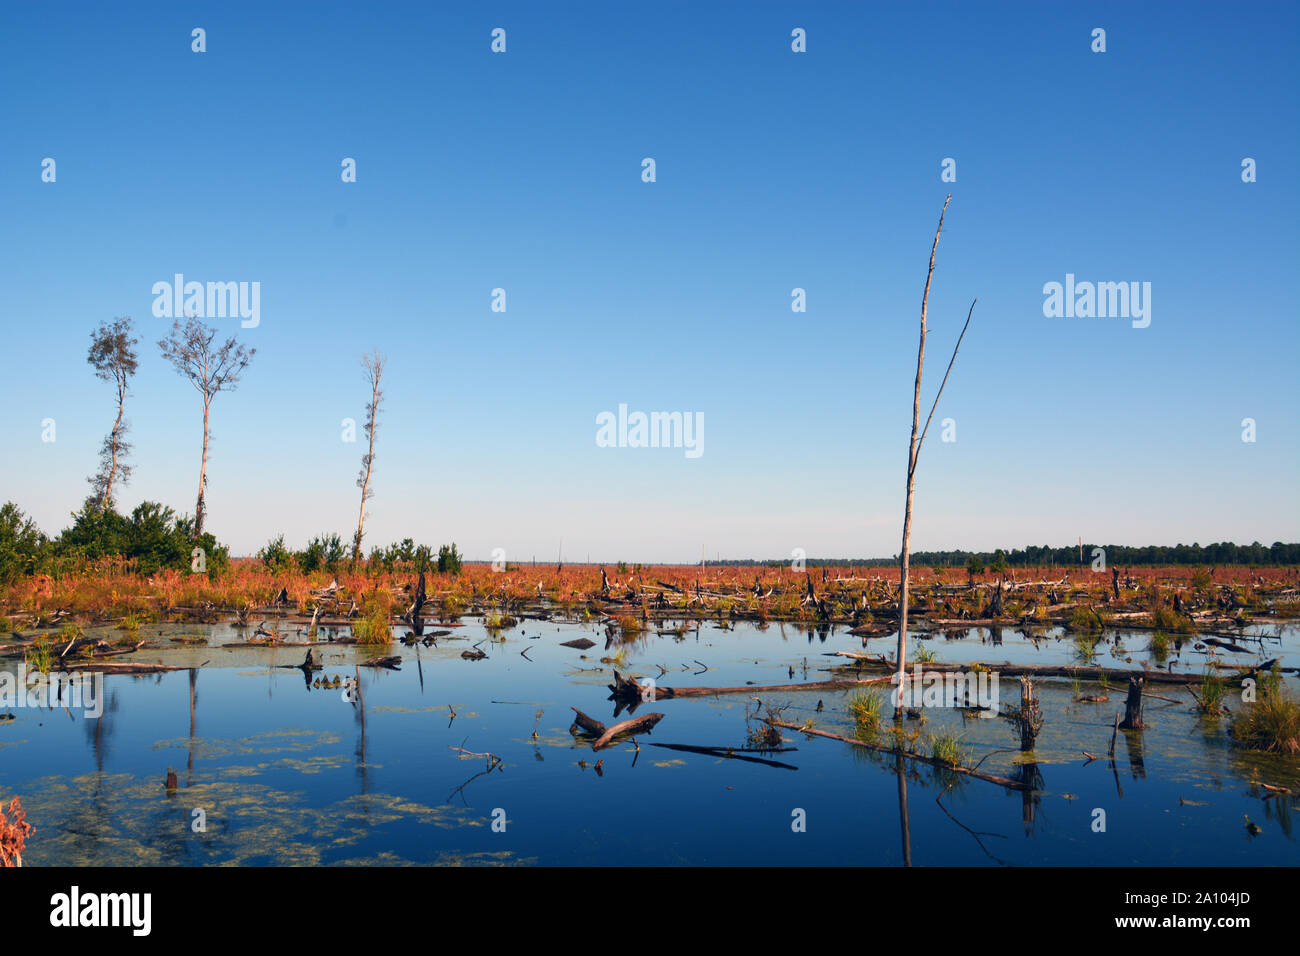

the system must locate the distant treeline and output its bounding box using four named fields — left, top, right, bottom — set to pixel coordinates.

left=713, top=542, right=1300, bottom=569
